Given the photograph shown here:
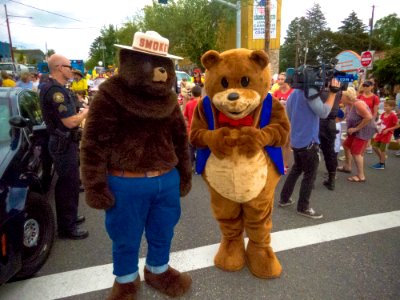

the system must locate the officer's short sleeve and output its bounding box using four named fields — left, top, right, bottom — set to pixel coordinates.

left=47, top=86, right=76, bottom=119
